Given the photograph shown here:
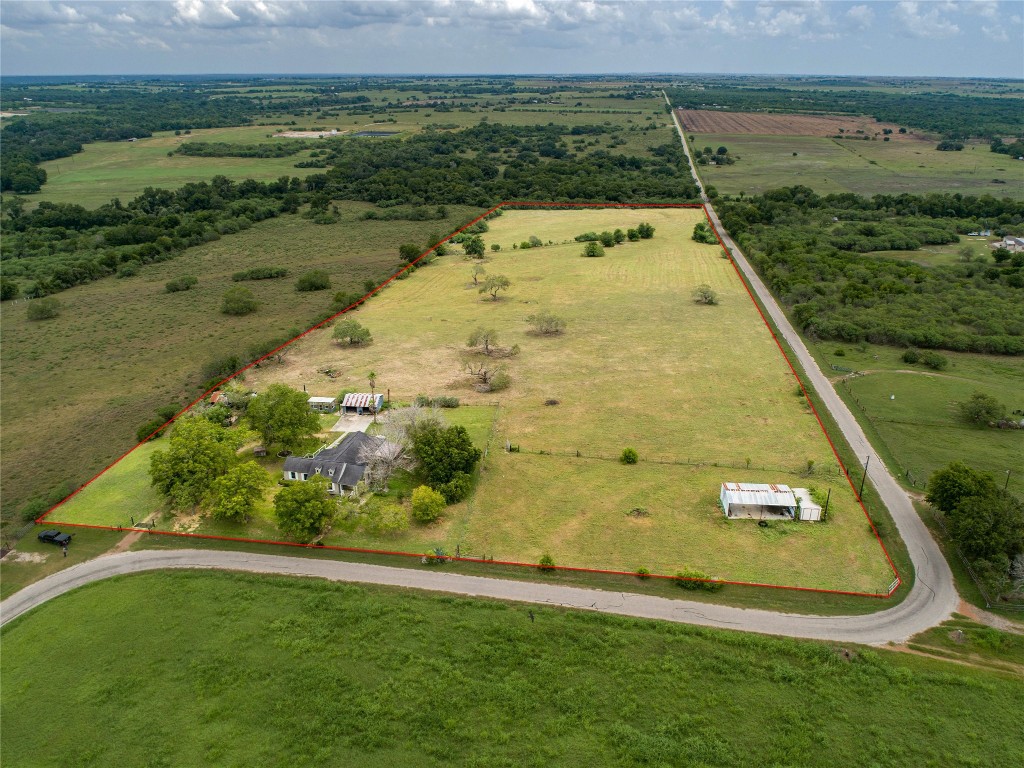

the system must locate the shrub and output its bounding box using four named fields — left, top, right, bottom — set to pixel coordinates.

left=693, top=284, right=718, bottom=305
left=136, top=419, right=166, bottom=443
left=438, top=471, right=472, bottom=504
left=26, top=297, right=61, bottom=320
left=574, top=231, right=600, bottom=242
left=626, top=228, right=640, bottom=241
left=674, top=568, right=723, bottom=591
left=296, top=270, right=331, bottom=292
left=411, top=485, right=446, bottom=523
left=582, top=241, right=605, bottom=258
left=488, top=371, right=511, bottom=392
left=635, top=567, right=651, bottom=580
left=434, top=396, right=460, bottom=408
left=598, top=231, right=616, bottom=248
left=902, top=348, right=920, bottom=364
left=526, top=311, right=566, bottom=336
left=221, top=286, right=258, bottom=315
left=620, top=447, right=639, bottom=464
left=165, top=275, right=198, bottom=293
left=232, top=267, right=288, bottom=281
left=363, top=503, right=409, bottom=536
left=528, top=235, right=543, bottom=247
left=921, top=351, right=948, bottom=370
left=333, top=318, right=372, bottom=345
left=116, top=262, right=140, bottom=278
left=637, top=222, right=655, bottom=239
left=692, top=222, right=718, bottom=244
left=538, top=553, right=556, bottom=571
